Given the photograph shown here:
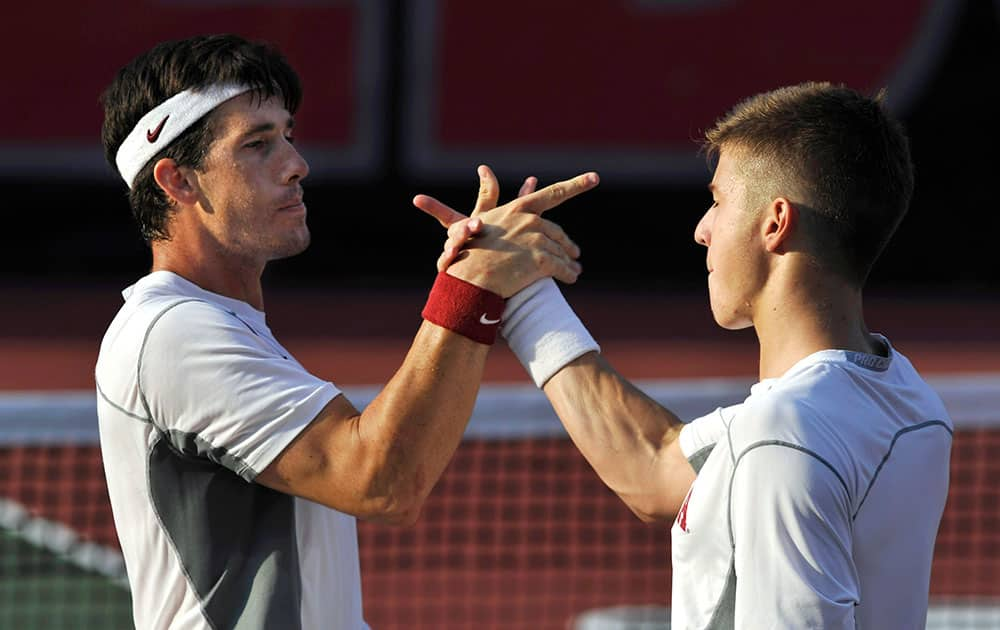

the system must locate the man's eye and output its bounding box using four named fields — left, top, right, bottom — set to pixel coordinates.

left=245, top=140, right=265, bottom=149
